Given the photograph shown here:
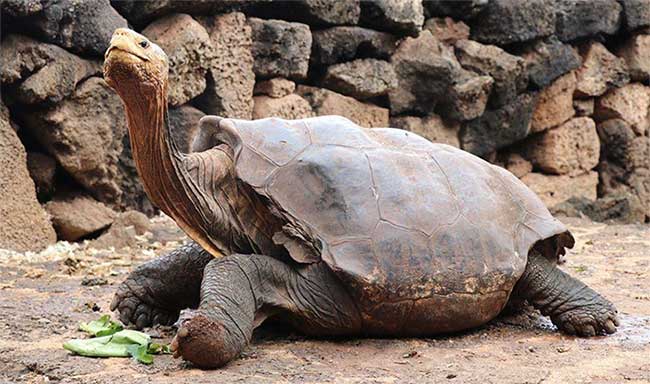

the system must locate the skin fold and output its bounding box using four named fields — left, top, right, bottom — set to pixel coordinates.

left=103, top=28, right=619, bottom=369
